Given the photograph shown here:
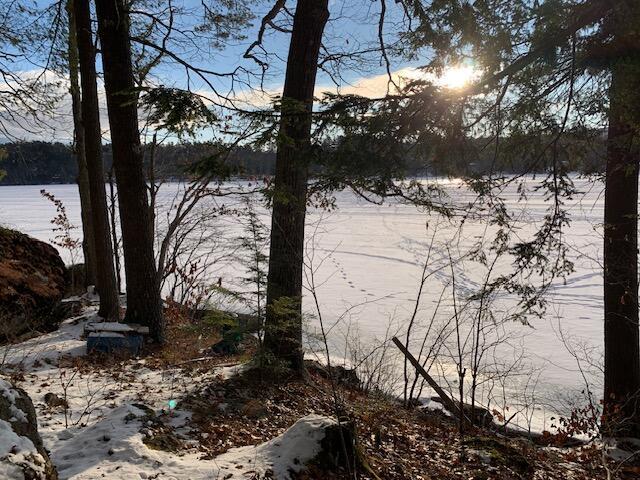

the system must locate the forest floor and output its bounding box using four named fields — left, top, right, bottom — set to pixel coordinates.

left=0, top=304, right=636, bottom=479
